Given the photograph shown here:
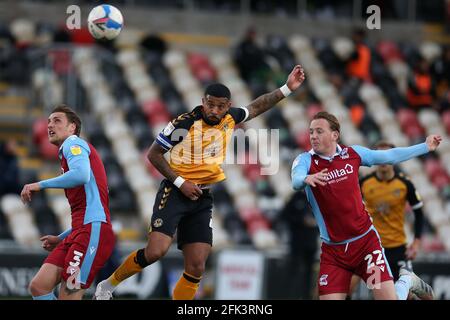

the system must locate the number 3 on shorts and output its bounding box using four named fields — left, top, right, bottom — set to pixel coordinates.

left=364, top=250, right=385, bottom=272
